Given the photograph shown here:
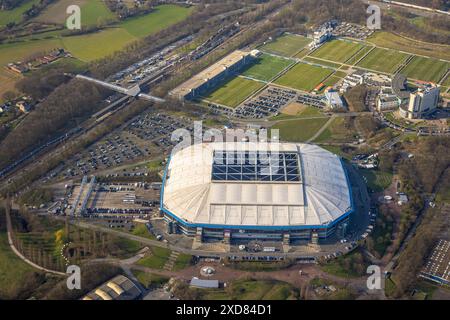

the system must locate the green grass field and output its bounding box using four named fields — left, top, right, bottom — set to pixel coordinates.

left=400, top=56, right=449, bottom=83
left=322, top=75, right=343, bottom=88
left=81, top=0, right=117, bottom=26
left=62, top=28, right=136, bottom=61
left=274, top=62, right=334, bottom=92
left=0, top=38, right=64, bottom=66
left=129, top=223, right=156, bottom=240
left=361, top=169, right=393, bottom=192
left=137, top=246, right=172, bottom=269
left=302, top=56, right=342, bottom=69
left=204, top=76, right=264, bottom=108
left=356, top=47, right=410, bottom=73
left=346, top=46, right=374, bottom=65
left=0, top=4, right=193, bottom=64
left=313, top=117, right=356, bottom=143
left=120, top=4, right=193, bottom=37
left=196, top=279, right=298, bottom=300
left=443, top=75, right=450, bottom=87
left=132, top=270, right=169, bottom=289
left=271, top=105, right=324, bottom=121
left=241, top=54, right=292, bottom=81
left=0, top=233, right=39, bottom=299
left=260, top=34, right=312, bottom=57
left=310, top=39, right=365, bottom=63
left=172, top=253, right=192, bottom=271
left=0, top=0, right=40, bottom=27
left=272, top=117, right=329, bottom=142
left=367, top=31, right=450, bottom=61
left=229, top=279, right=298, bottom=300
